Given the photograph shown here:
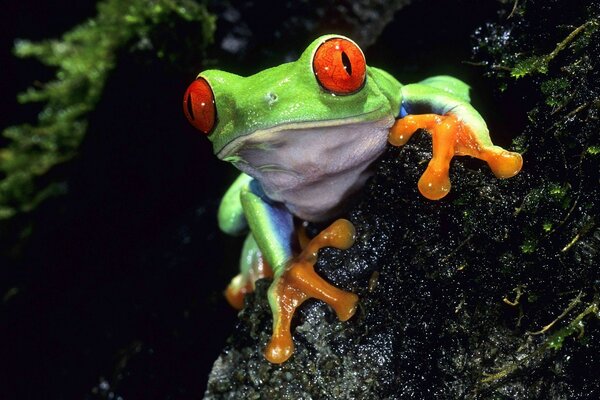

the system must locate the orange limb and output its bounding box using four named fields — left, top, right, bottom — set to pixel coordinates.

left=224, top=221, right=311, bottom=310
left=225, top=253, right=273, bottom=310
left=264, top=219, right=359, bottom=364
left=389, top=114, right=523, bottom=200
